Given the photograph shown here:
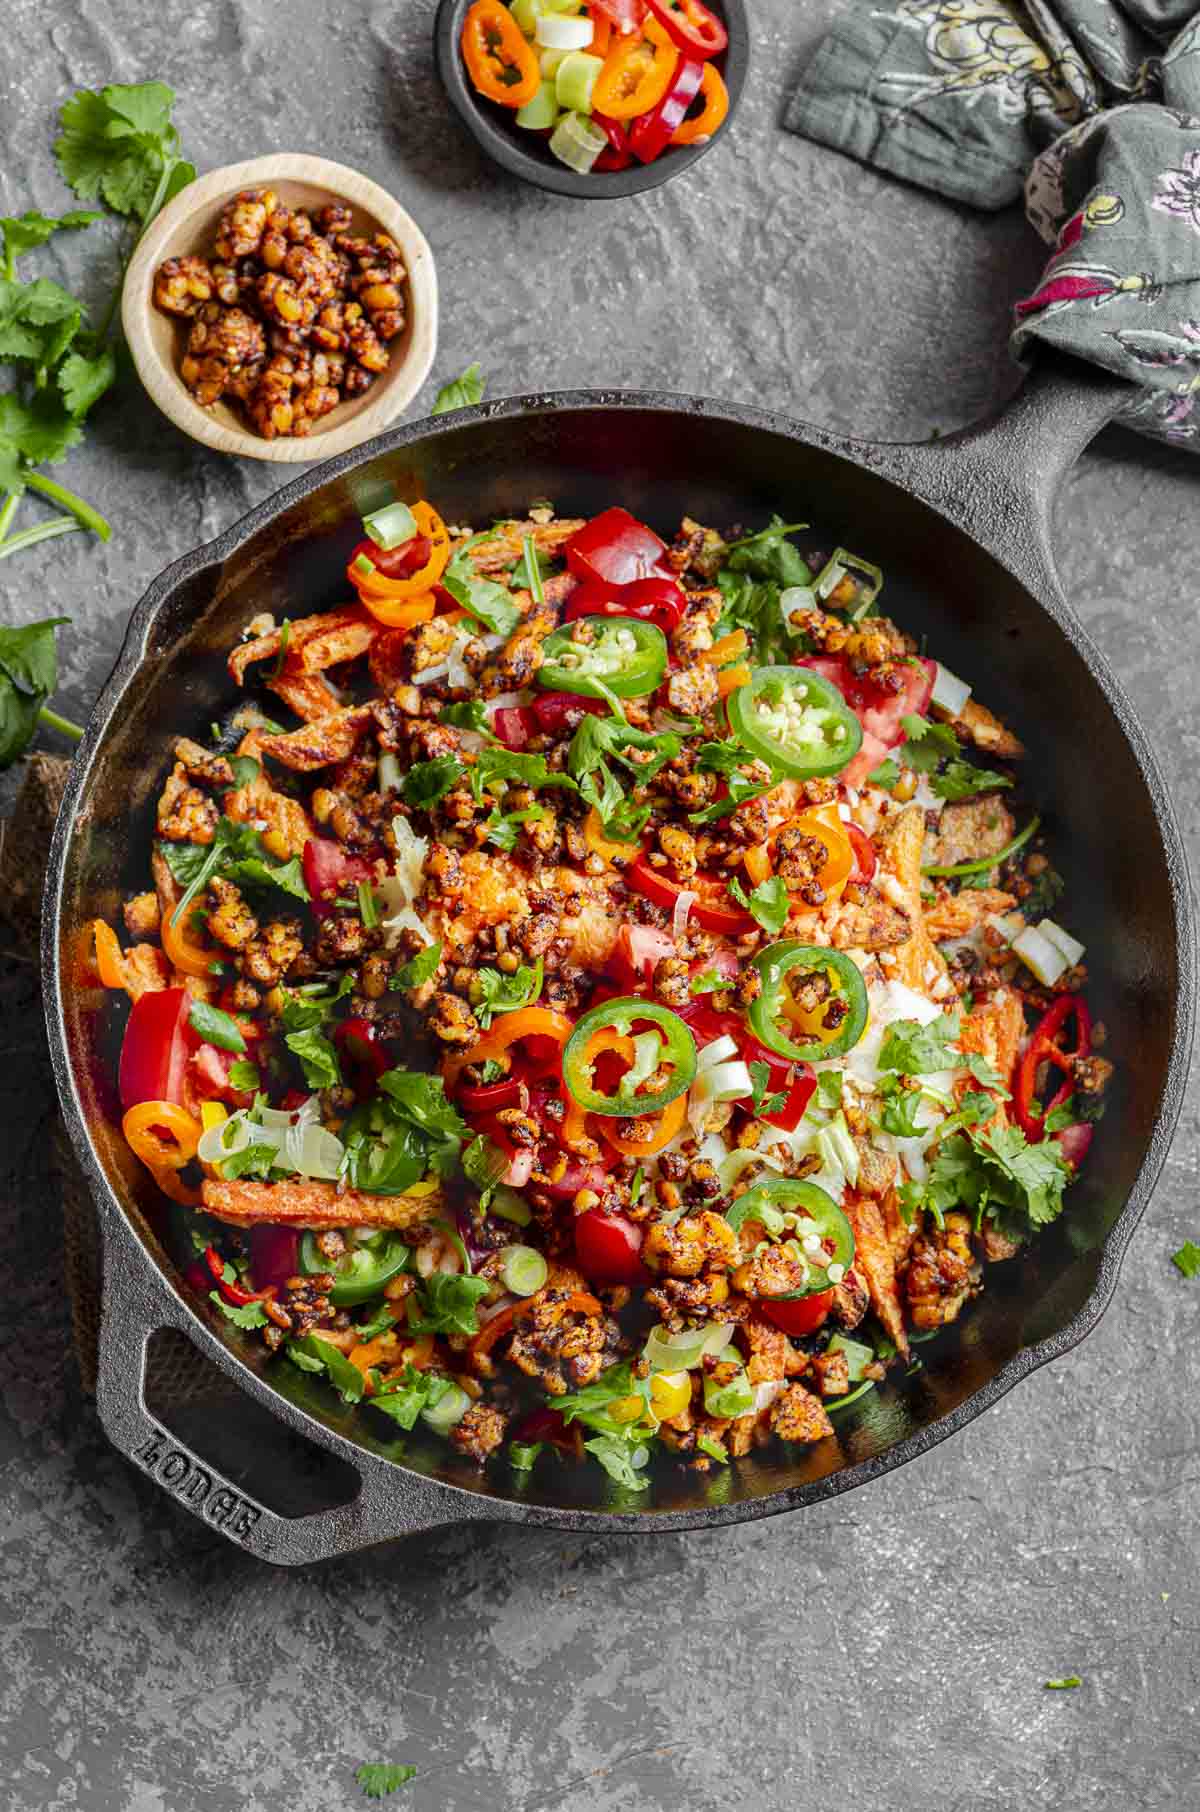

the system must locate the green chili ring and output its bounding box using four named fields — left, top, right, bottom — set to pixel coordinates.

left=748, top=941, right=869, bottom=1064
left=725, top=1178, right=855, bottom=1296
left=727, top=665, right=863, bottom=779
left=299, top=1230, right=411, bottom=1305
left=562, top=997, right=697, bottom=1117
left=538, top=618, right=668, bottom=700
